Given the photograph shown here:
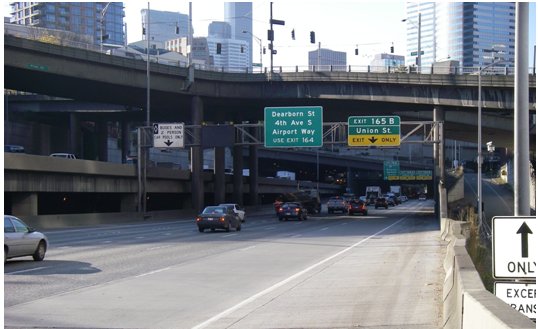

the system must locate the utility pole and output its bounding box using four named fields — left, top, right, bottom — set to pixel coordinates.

left=514, top=2, right=530, bottom=216
left=269, top=2, right=273, bottom=73
left=268, top=2, right=284, bottom=74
